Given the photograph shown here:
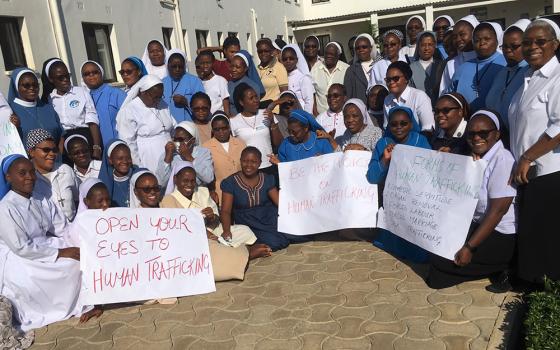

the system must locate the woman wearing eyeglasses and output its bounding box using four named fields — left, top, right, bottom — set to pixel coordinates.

left=41, top=58, right=103, bottom=160
left=7, top=67, right=63, bottom=147
left=26, top=128, right=79, bottom=221
left=366, top=106, right=431, bottom=263
left=162, top=49, right=205, bottom=123
left=343, top=33, right=379, bottom=103
left=80, top=61, right=126, bottom=145
left=427, top=110, right=517, bottom=291
left=119, top=57, right=148, bottom=92
left=430, top=92, right=470, bottom=155
left=509, top=19, right=560, bottom=287
left=433, top=15, right=455, bottom=59
left=485, top=19, right=531, bottom=132
left=409, top=31, right=447, bottom=106
left=129, top=170, right=161, bottom=209
left=370, top=30, right=406, bottom=87
left=383, top=61, right=435, bottom=133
